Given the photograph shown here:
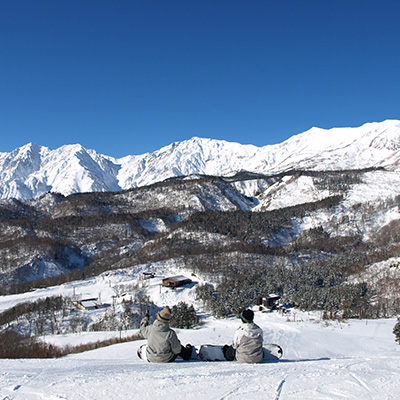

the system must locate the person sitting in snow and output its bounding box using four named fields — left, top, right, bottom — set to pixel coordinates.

left=224, top=309, right=264, bottom=363
left=139, top=306, right=192, bottom=362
